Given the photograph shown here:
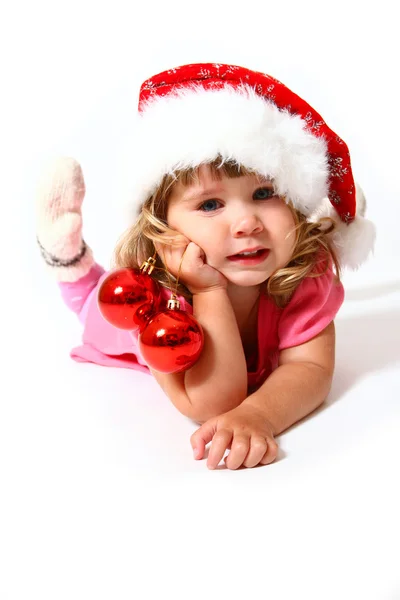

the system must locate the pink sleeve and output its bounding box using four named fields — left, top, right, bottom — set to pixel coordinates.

left=278, top=267, right=344, bottom=350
